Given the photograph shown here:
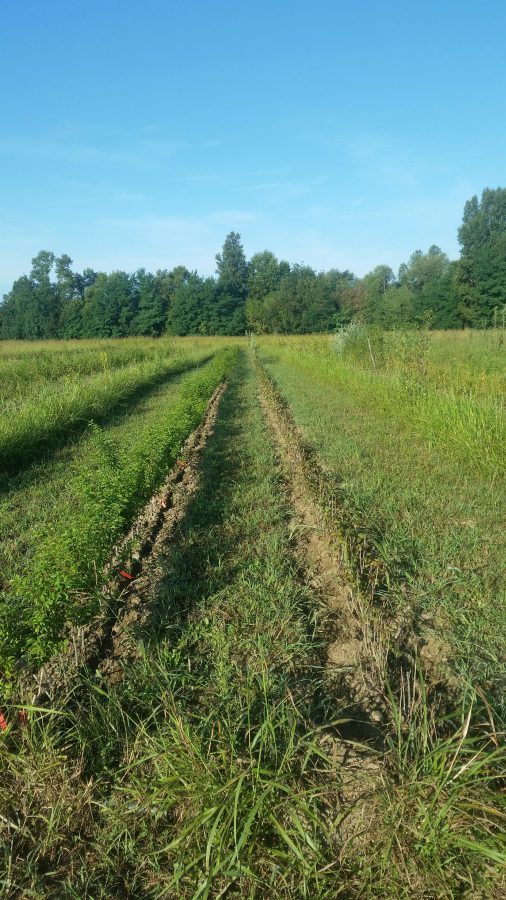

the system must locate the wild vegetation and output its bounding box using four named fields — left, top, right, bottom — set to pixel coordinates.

left=0, top=327, right=504, bottom=897
left=0, top=339, right=236, bottom=677
left=0, top=343, right=215, bottom=474
left=256, top=329, right=505, bottom=694
left=0, top=338, right=504, bottom=897
left=1, top=188, right=506, bottom=341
